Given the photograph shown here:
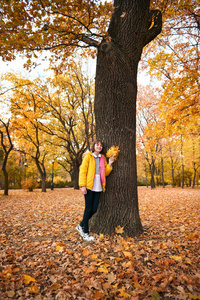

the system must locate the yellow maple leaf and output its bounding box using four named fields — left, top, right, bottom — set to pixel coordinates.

left=115, top=225, right=124, bottom=234
left=118, top=287, right=131, bottom=298
left=125, top=261, right=132, bottom=268
left=106, top=146, right=120, bottom=160
left=185, top=293, right=200, bottom=299
left=91, top=253, right=98, bottom=259
left=29, top=284, right=39, bottom=294
left=170, top=255, right=182, bottom=261
left=56, top=246, right=64, bottom=252
left=23, top=274, right=36, bottom=285
left=97, top=266, right=109, bottom=274
left=116, top=257, right=122, bottom=261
